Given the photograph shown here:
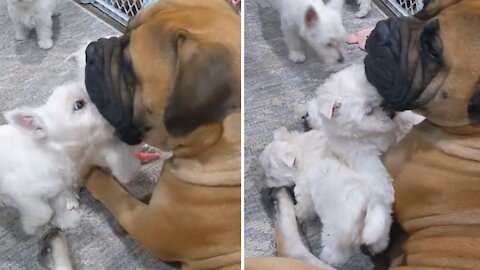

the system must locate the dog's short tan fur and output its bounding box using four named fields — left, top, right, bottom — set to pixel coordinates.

left=84, top=1, right=241, bottom=269
left=247, top=0, right=480, bottom=269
